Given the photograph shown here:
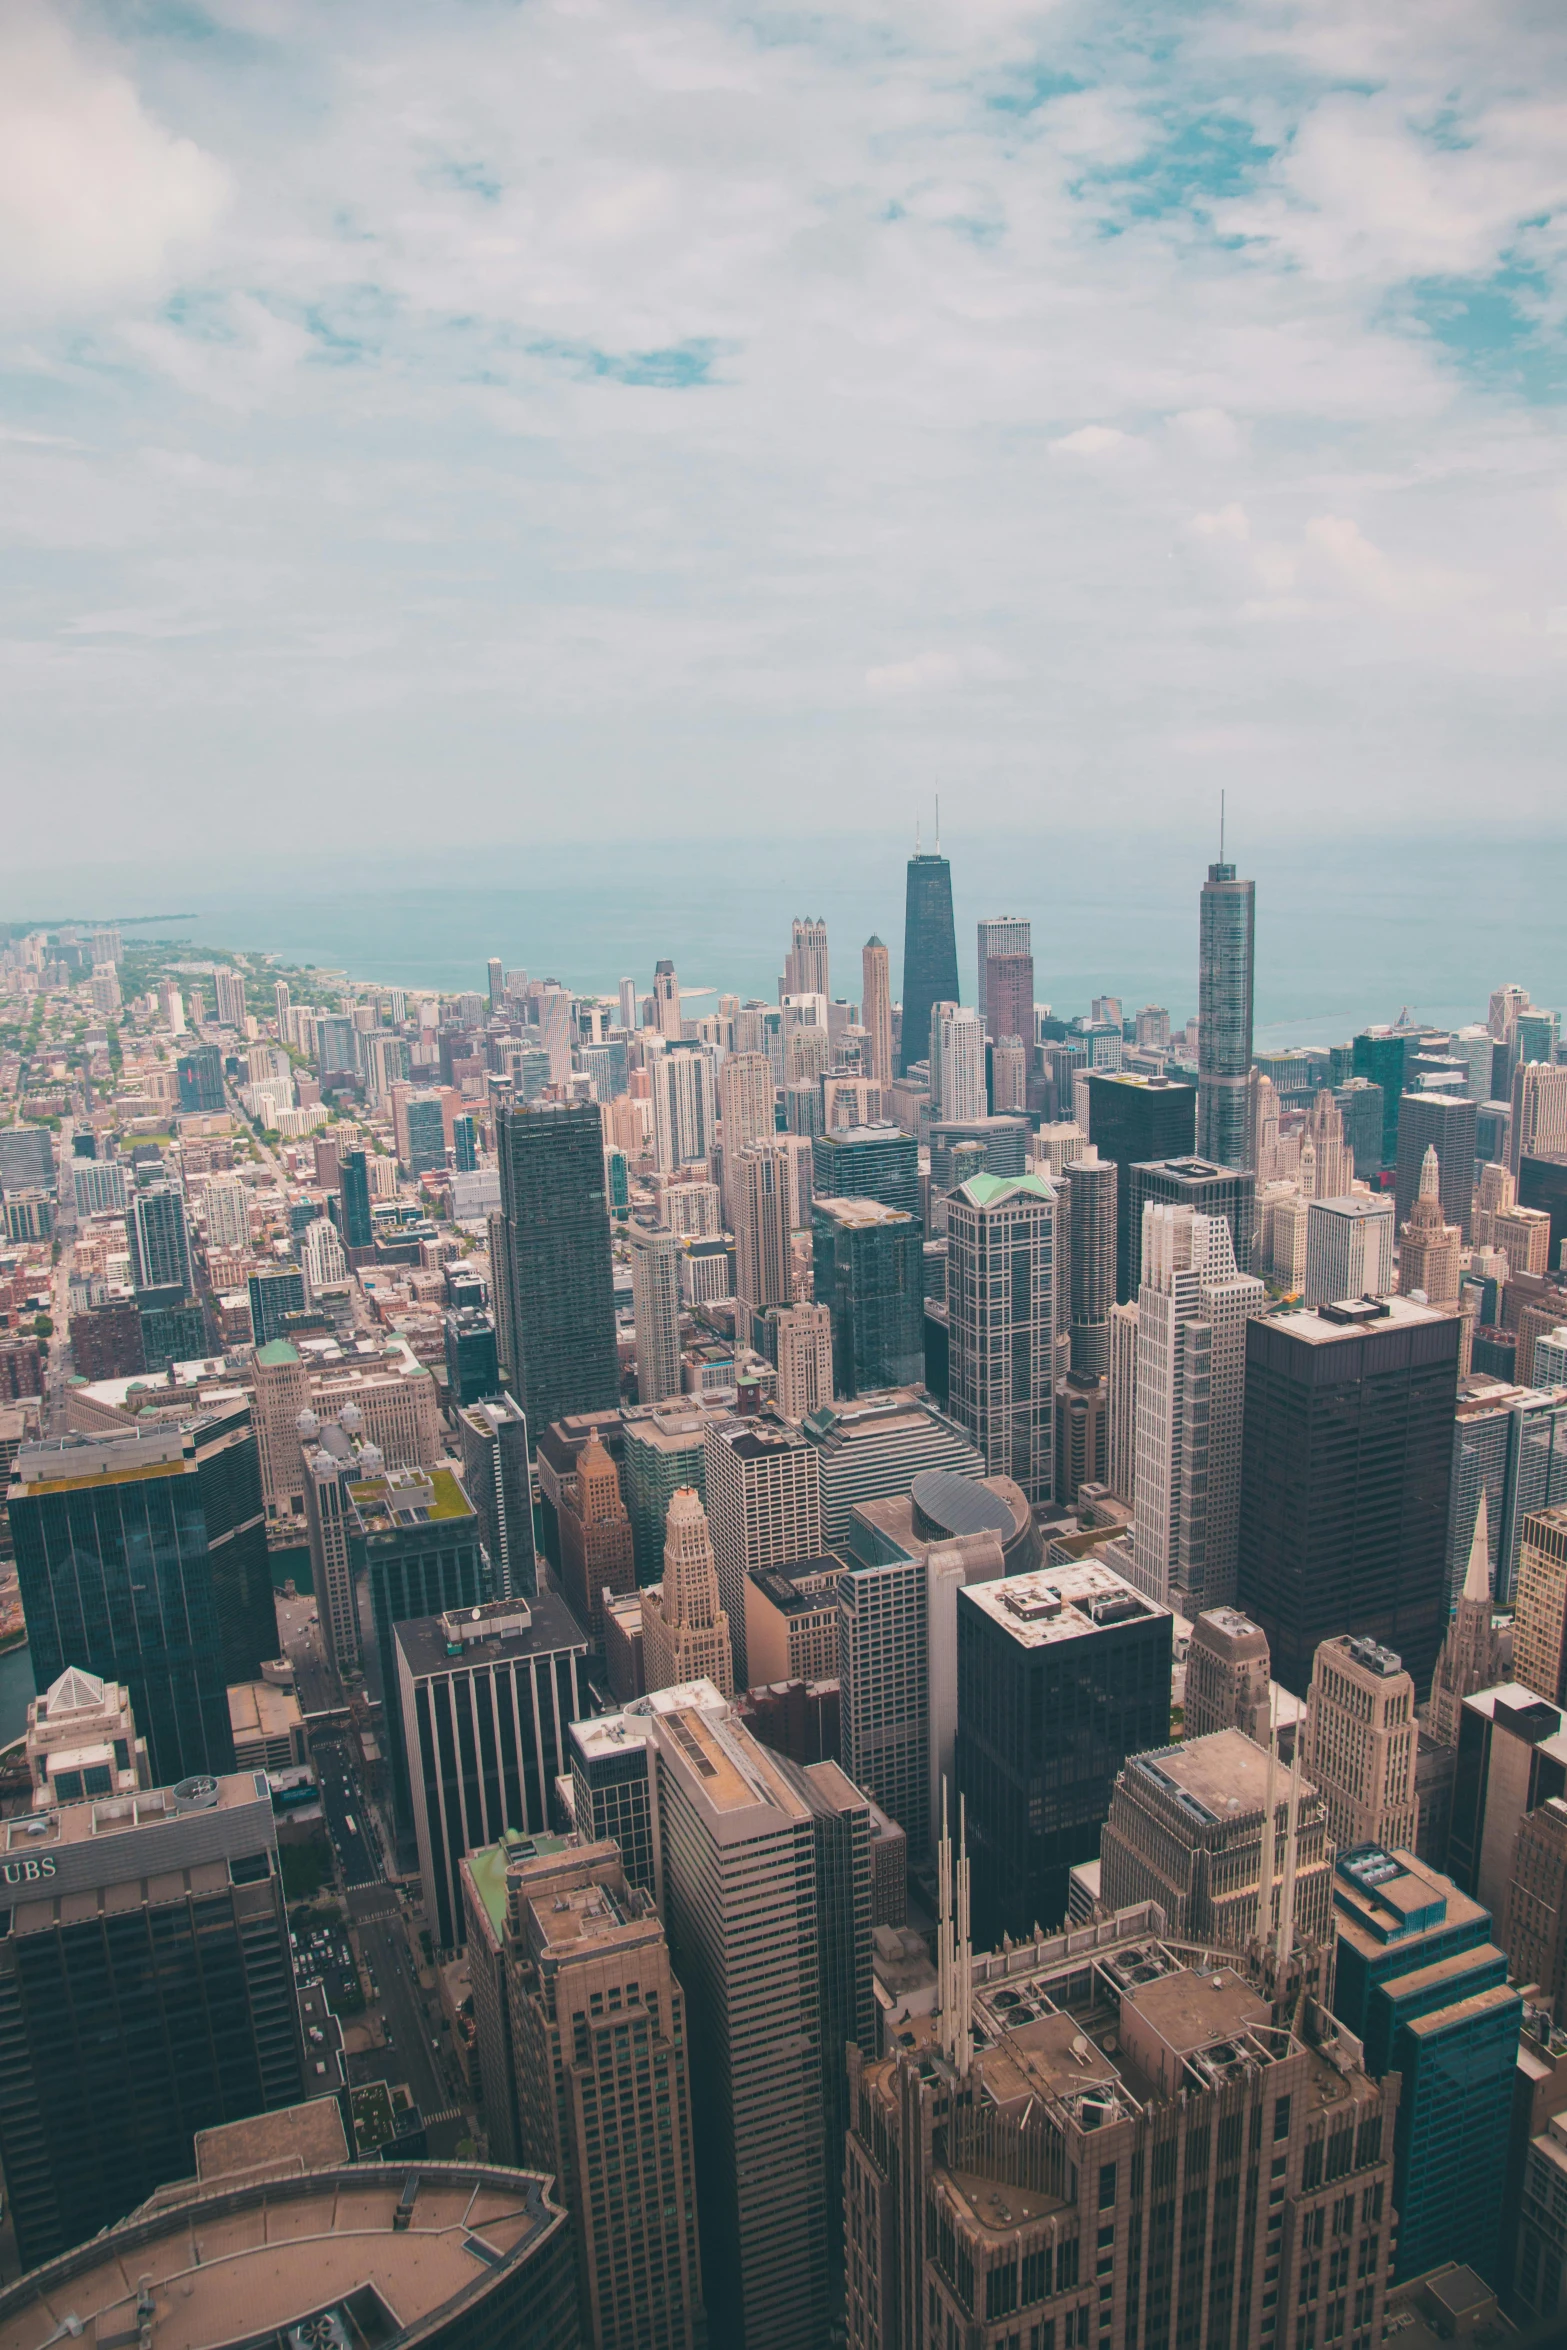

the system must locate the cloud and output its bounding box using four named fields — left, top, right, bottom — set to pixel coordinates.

left=864, top=647, right=1021, bottom=695
left=0, top=8, right=227, bottom=313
